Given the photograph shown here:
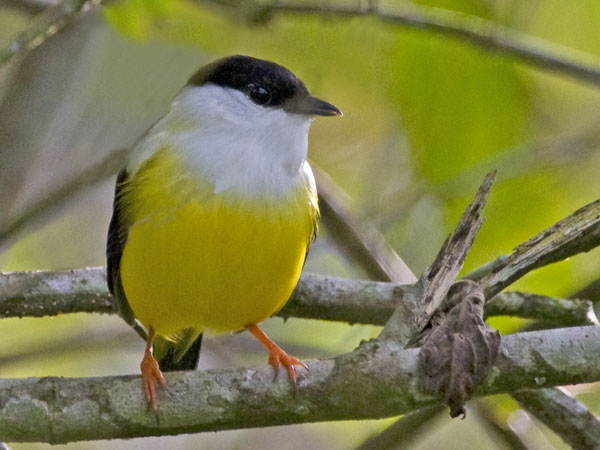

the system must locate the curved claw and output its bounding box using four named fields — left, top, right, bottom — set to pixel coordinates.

left=141, top=351, right=166, bottom=410
left=245, top=324, right=308, bottom=388
left=268, top=345, right=308, bottom=385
